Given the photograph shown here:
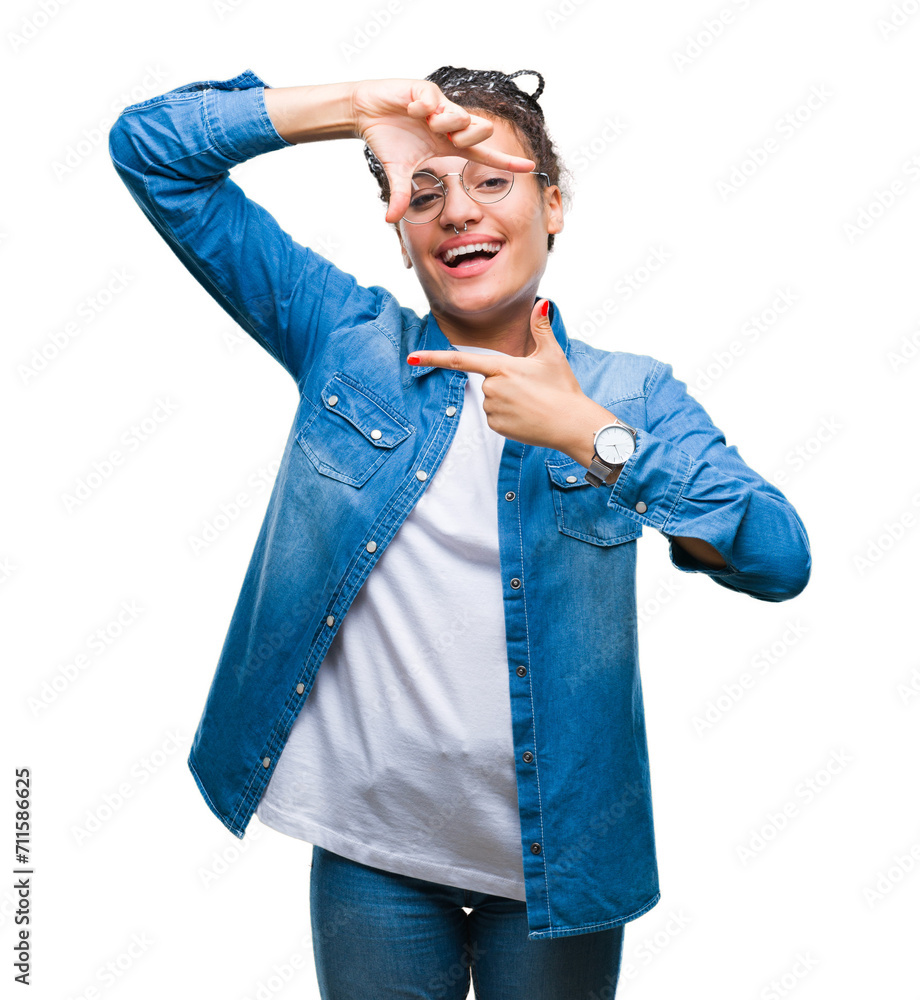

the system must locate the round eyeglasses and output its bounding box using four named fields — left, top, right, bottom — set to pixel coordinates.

left=402, top=160, right=551, bottom=224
